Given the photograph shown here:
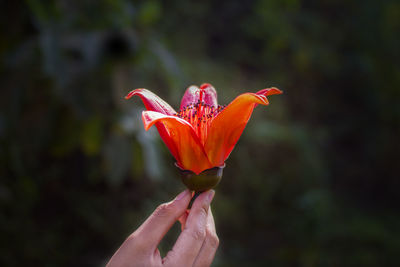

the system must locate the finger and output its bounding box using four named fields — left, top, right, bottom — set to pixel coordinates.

left=193, top=208, right=219, bottom=267
left=133, top=189, right=191, bottom=250
left=163, top=190, right=215, bottom=267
